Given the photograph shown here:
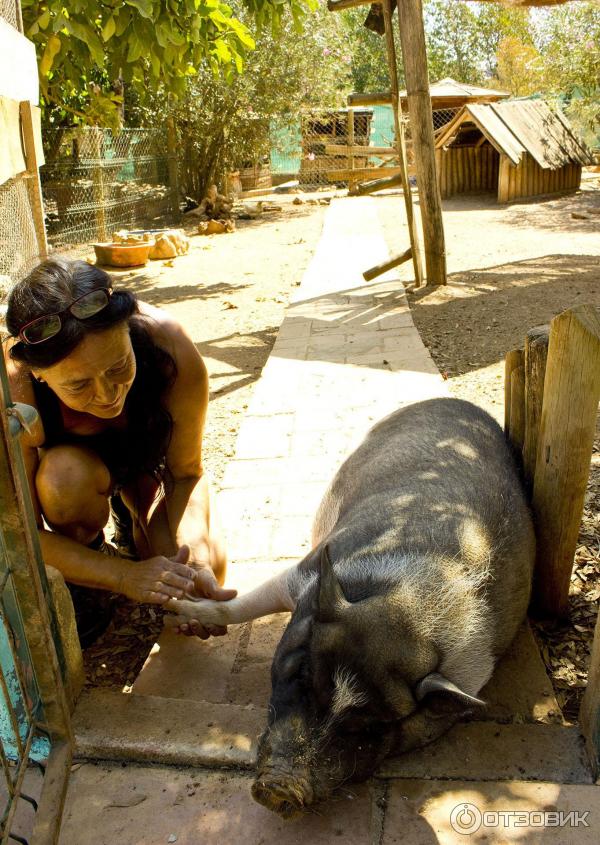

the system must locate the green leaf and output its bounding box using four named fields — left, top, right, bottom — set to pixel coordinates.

left=40, top=33, right=61, bottom=76
left=102, top=16, right=116, bottom=42
left=38, top=9, right=51, bottom=30
left=149, top=51, right=161, bottom=76
left=125, top=0, right=155, bottom=21
left=115, top=8, right=132, bottom=37
left=127, top=33, right=144, bottom=62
